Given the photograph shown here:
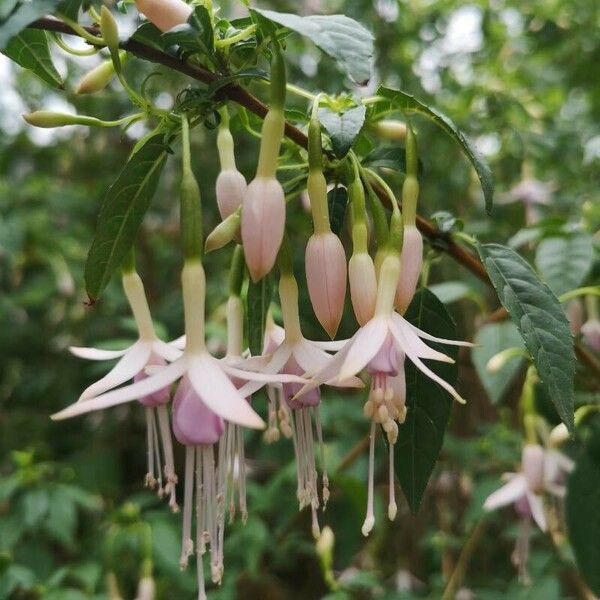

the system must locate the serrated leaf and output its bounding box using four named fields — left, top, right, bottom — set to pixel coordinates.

left=472, top=321, right=524, bottom=404
left=84, top=134, right=168, bottom=300
left=535, top=234, right=594, bottom=297
left=3, top=29, right=62, bottom=88
left=246, top=275, right=273, bottom=356
left=396, top=289, right=458, bottom=513
left=253, top=9, right=373, bottom=84
left=477, top=243, right=574, bottom=430
left=318, top=105, right=366, bottom=158
left=327, top=185, right=348, bottom=236
left=0, top=0, right=61, bottom=49
left=566, top=436, right=600, bottom=595
left=377, top=86, right=494, bottom=214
